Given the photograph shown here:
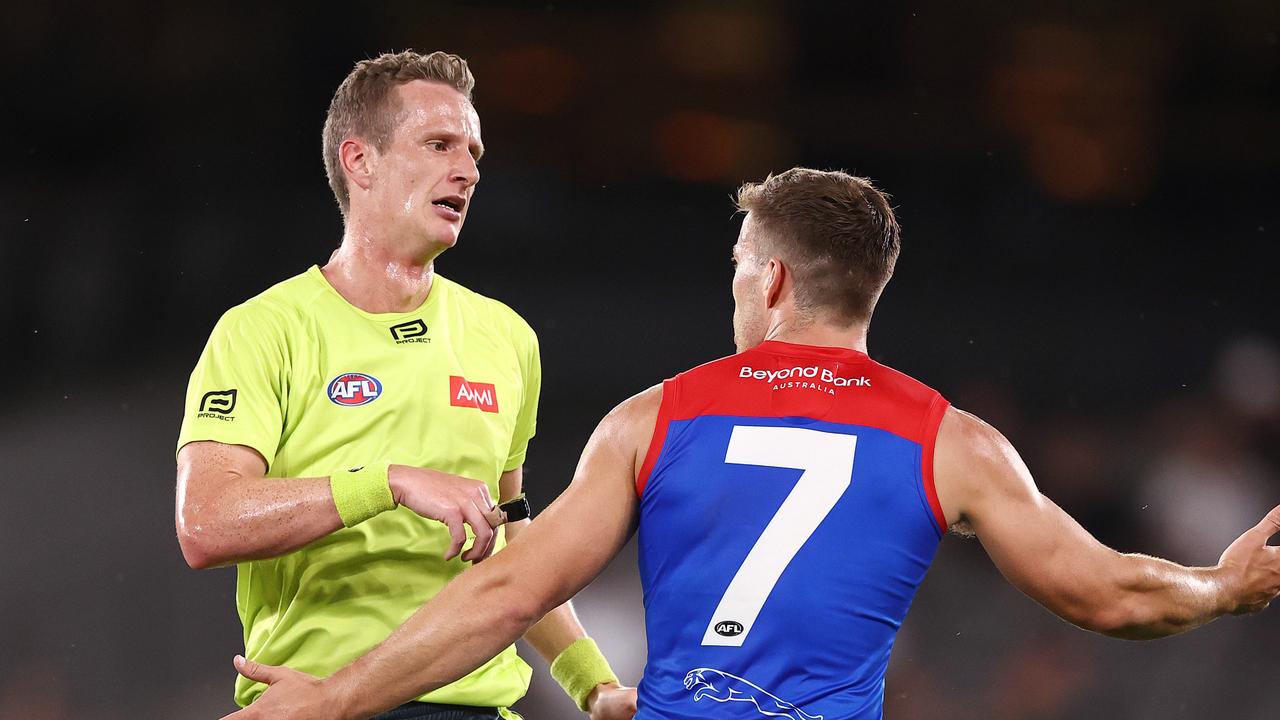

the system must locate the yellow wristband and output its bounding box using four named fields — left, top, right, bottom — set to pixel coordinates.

left=550, top=637, right=619, bottom=712
left=330, top=464, right=395, bottom=527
